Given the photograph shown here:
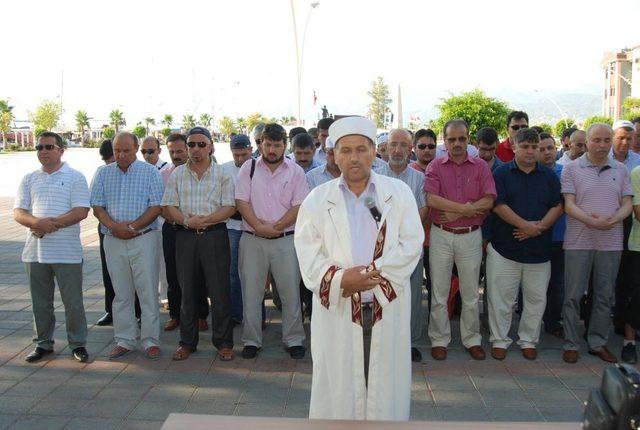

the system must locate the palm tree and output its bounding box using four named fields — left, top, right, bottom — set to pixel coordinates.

left=143, top=117, right=155, bottom=135
left=162, top=114, right=173, bottom=127
left=199, top=113, right=213, bottom=128
left=236, top=117, right=246, bottom=134
left=109, top=109, right=126, bottom=133
left=182, top=114, right=196, bottom=130
left=74, top=110, right=91, bottom=145
left=0, top=100, right=14, bottom=148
